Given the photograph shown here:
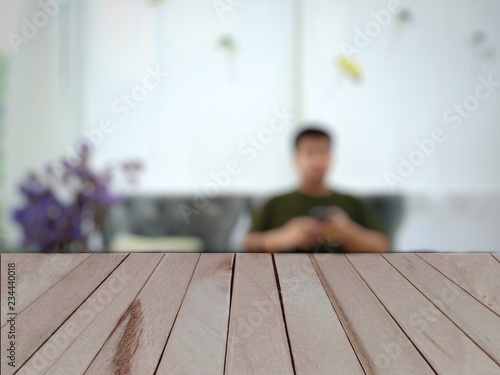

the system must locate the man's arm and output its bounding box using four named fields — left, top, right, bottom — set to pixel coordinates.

left=244, top=230, right=287, bottom=253
left=321, top=209, right=389, bottom=253
left=332, top=221, right=389, bottom=253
